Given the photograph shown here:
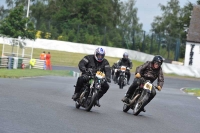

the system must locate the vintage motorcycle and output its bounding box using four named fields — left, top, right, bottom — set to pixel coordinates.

left=74, top=69, right=106, bottom=111
left=117, top=66, right=128, bottom=89
left=122, top=78, right=158, bottom=115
